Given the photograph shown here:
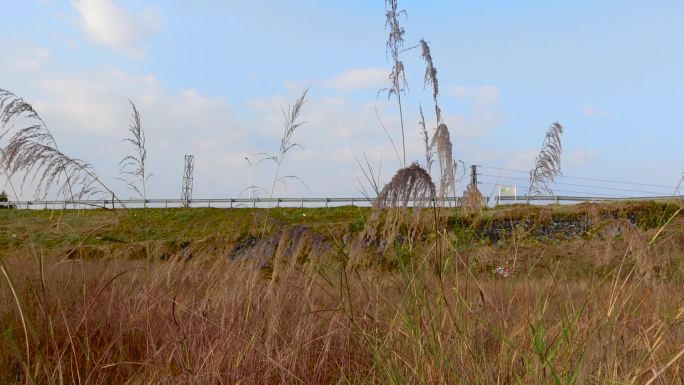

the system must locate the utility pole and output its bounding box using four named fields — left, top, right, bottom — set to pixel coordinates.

left=181, top=155, right=194, bottom=208
left=470, top=164, right=478, bottom=188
